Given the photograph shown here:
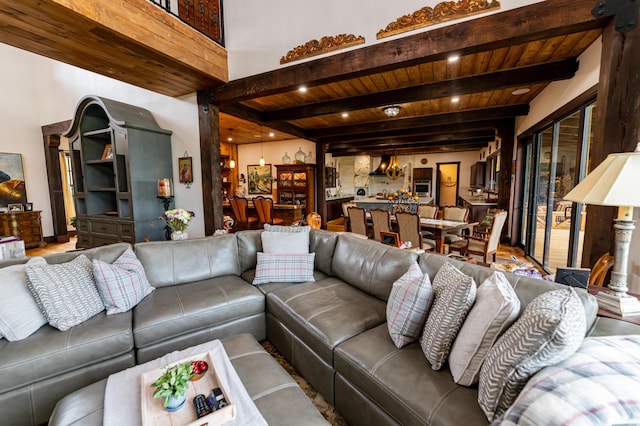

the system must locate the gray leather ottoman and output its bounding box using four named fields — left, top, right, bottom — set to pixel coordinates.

left=49, top=334, right=328, bottom=426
